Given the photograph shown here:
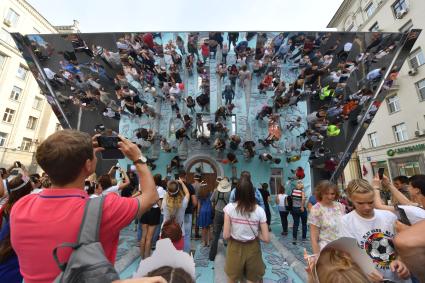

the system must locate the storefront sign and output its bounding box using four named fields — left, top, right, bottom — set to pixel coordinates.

left=387, top=143, right=425, bottom=157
